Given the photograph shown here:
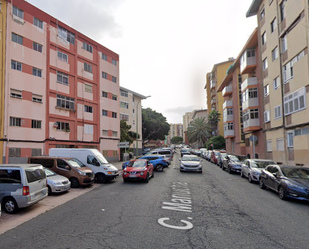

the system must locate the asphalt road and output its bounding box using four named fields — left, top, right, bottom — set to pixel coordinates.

left=1, top=152, right=309, bottom=249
